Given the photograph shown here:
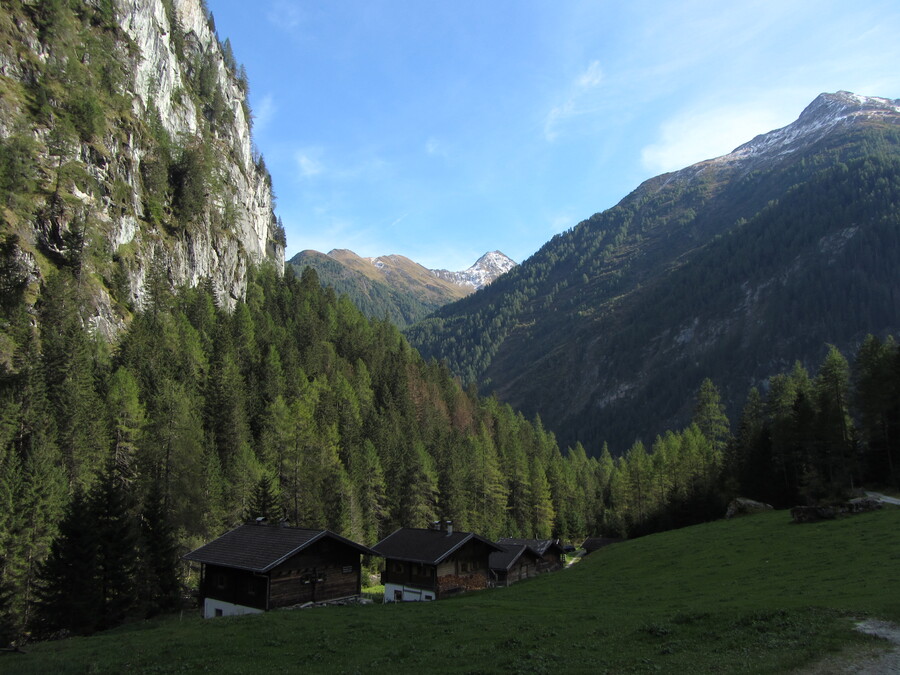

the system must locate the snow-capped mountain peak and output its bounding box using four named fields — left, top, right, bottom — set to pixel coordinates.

left=723, top=91, right=900, bottom=166
left=432, top=251, right=517, bottom=290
